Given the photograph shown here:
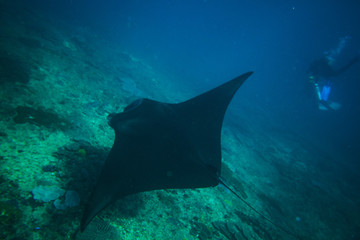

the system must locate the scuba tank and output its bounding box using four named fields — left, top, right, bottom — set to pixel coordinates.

left=321, top=84, right=331, bottom=101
